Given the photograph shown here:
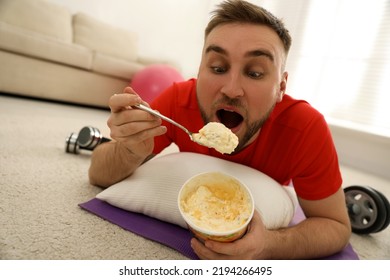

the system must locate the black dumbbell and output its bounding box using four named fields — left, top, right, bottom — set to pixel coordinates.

left=65, top=126, right=111, bottom=154
left=344, top=185, right=390, bottom=234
